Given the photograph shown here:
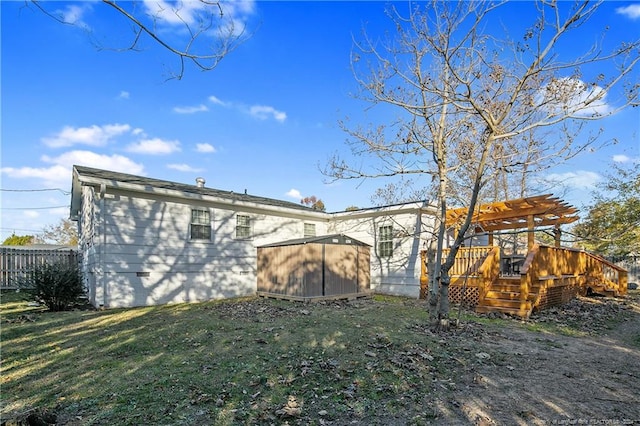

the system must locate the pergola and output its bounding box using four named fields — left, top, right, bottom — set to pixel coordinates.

left=445, top=194, right=579, bottom=250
